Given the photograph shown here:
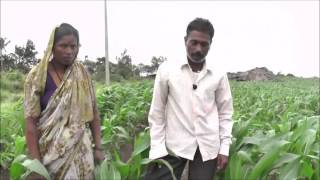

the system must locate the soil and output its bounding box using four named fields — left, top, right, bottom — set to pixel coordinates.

left=0, top=167, right=9, bottom=180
